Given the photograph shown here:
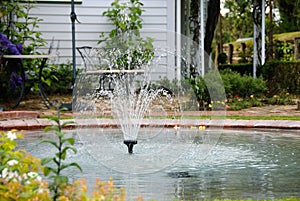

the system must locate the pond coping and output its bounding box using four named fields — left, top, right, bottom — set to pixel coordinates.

left=0, top=118, right=300, bottom=131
